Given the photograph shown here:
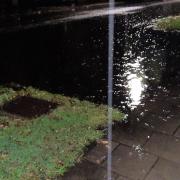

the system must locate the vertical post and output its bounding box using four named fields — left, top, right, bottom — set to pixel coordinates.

left=107, top=0, right=114, bottom=180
